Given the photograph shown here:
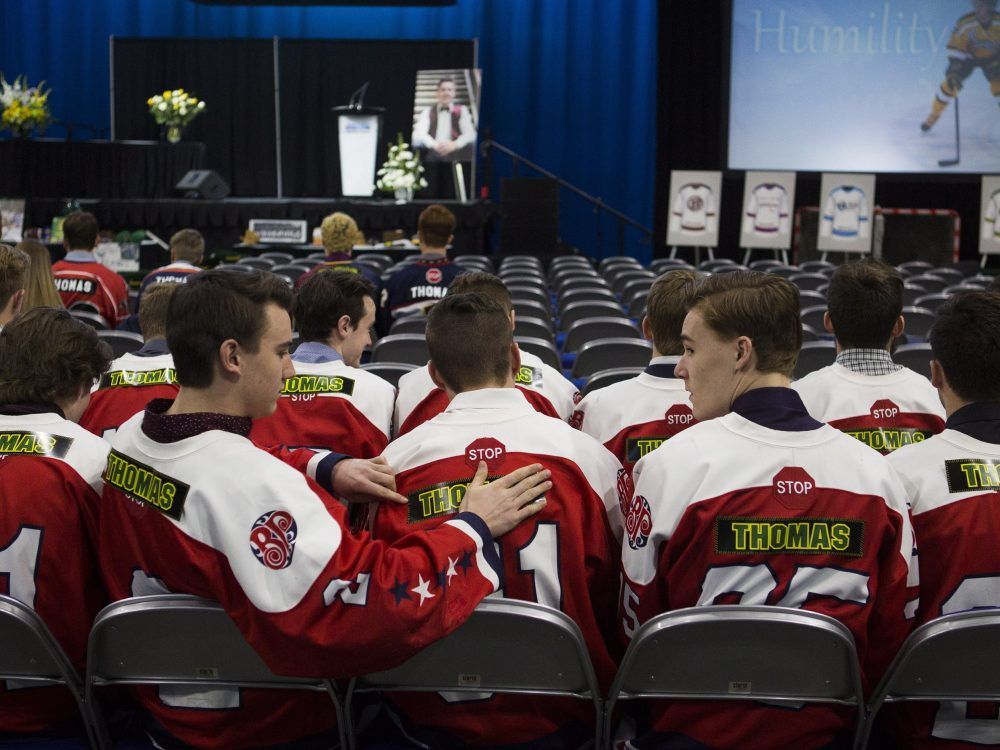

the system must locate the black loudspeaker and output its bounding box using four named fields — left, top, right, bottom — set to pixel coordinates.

left=174, top=170, right=230, bottom=200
